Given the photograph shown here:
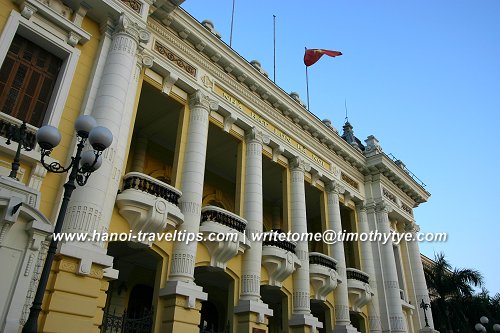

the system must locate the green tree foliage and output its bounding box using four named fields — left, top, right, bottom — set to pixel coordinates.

left=424, top=253, right=499, bottom=332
